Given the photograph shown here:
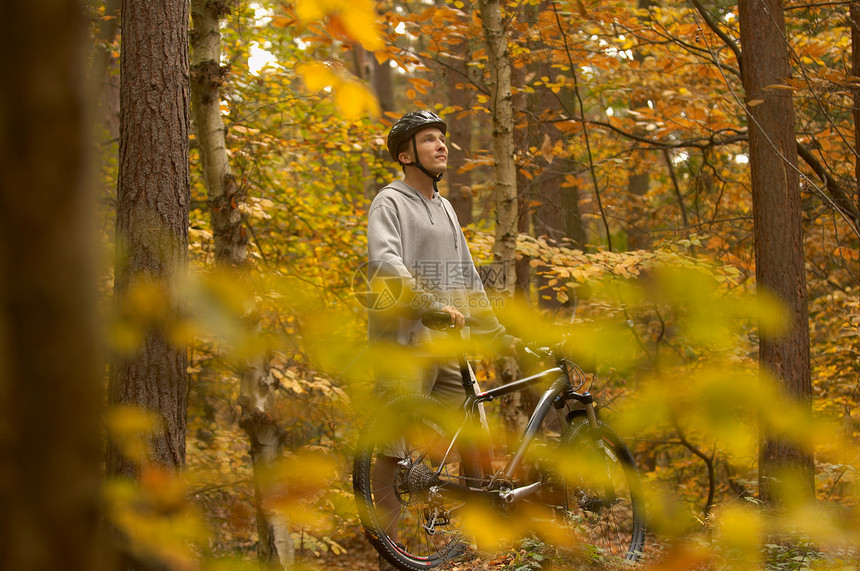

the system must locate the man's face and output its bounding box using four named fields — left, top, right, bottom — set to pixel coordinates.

left=400, top=126, right=448, bottom=174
